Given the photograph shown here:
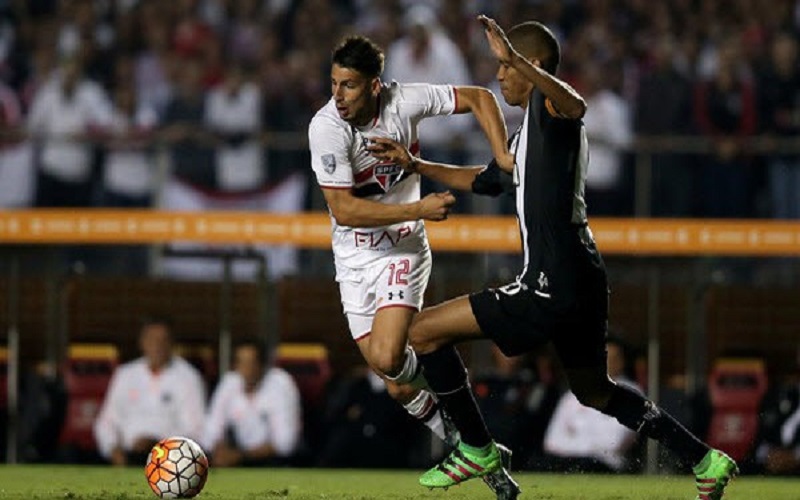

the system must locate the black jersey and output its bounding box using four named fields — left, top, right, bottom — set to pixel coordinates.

left=473, top=90, right=605, bottom=313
